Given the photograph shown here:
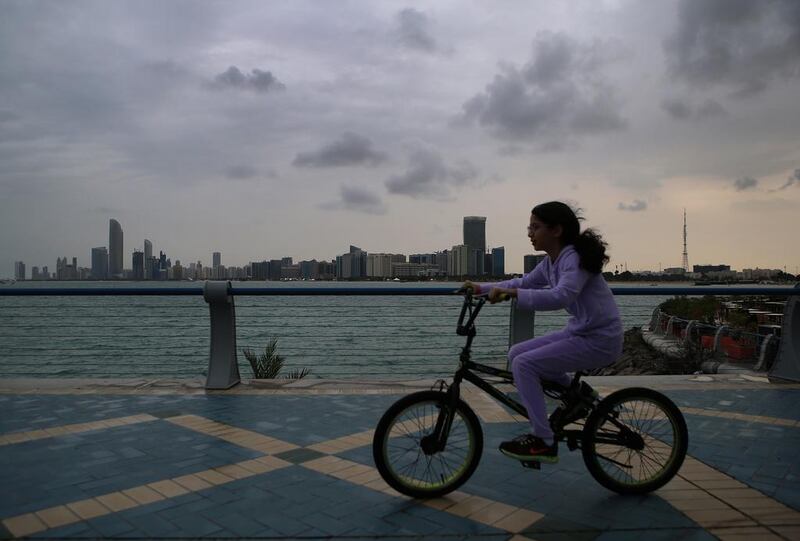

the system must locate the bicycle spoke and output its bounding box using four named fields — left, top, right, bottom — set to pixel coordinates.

left=382, top=399, right=475, bottom=491
left=591, top=397, right=682, bottom=486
